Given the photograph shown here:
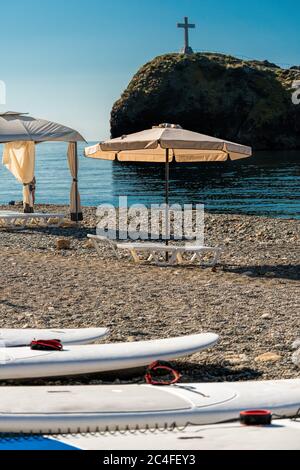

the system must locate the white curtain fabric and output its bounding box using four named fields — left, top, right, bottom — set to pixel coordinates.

left=2, top=141, right=35, bottom=212
left=67, top=142, right=82, bottom=221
